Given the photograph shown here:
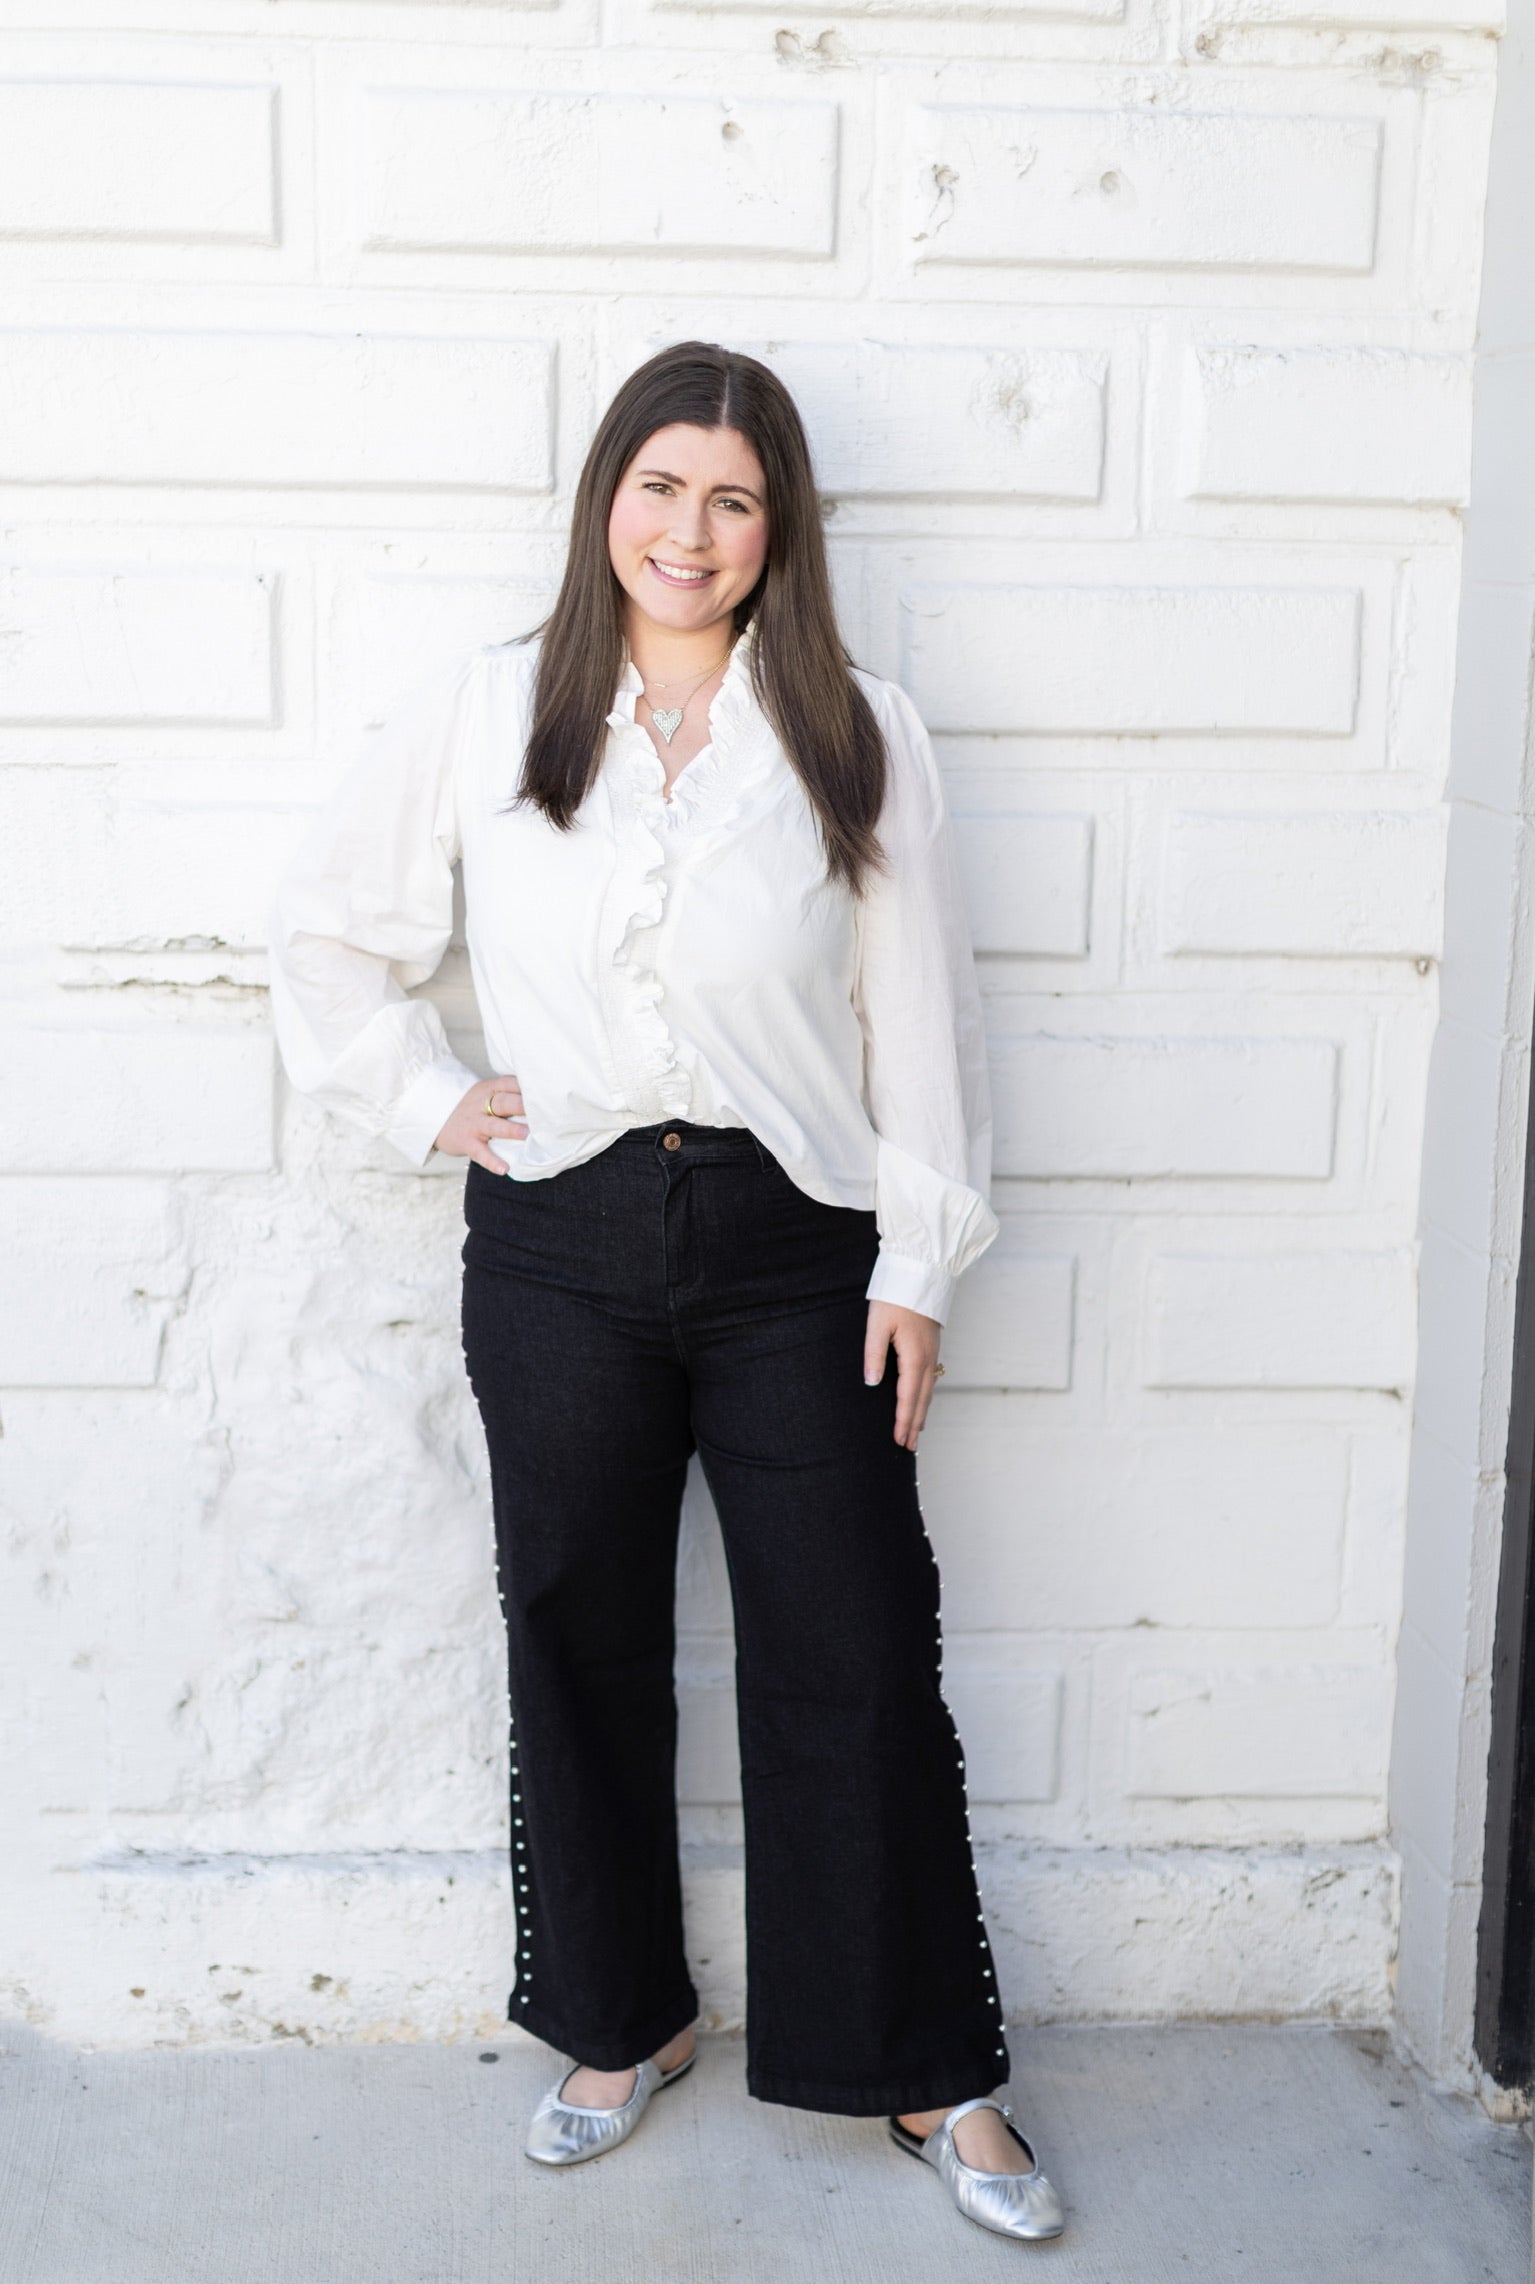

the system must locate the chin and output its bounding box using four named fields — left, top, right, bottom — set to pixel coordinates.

left=634, top=584, right=733, bottom=626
